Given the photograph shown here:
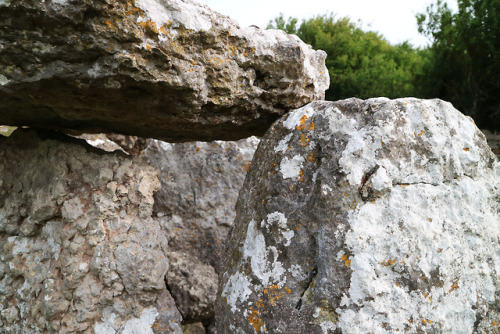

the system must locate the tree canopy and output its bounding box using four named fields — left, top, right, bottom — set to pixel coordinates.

left=267, top=14, right=429, bottom=102
left=268, top=0, right=500, bottom=132
left=417, top=0, right=500, bottom=131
